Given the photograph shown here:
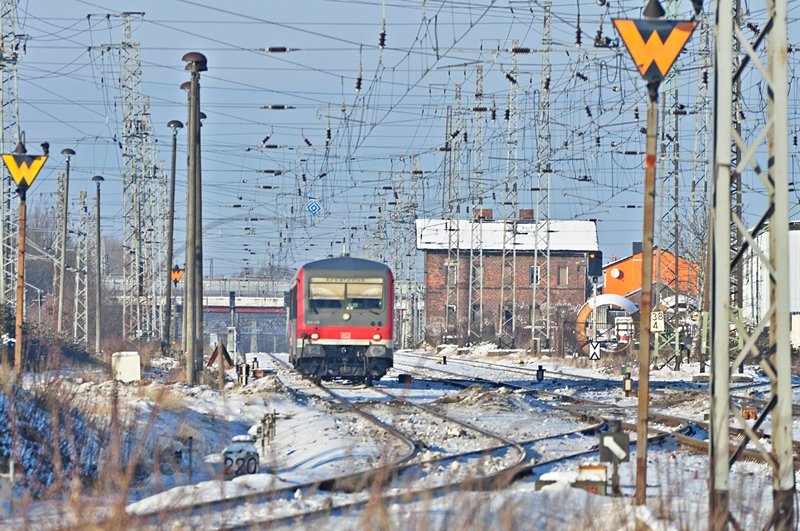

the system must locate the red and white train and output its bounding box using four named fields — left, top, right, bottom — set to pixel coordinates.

left=286, top=256, right=394, bottom=385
